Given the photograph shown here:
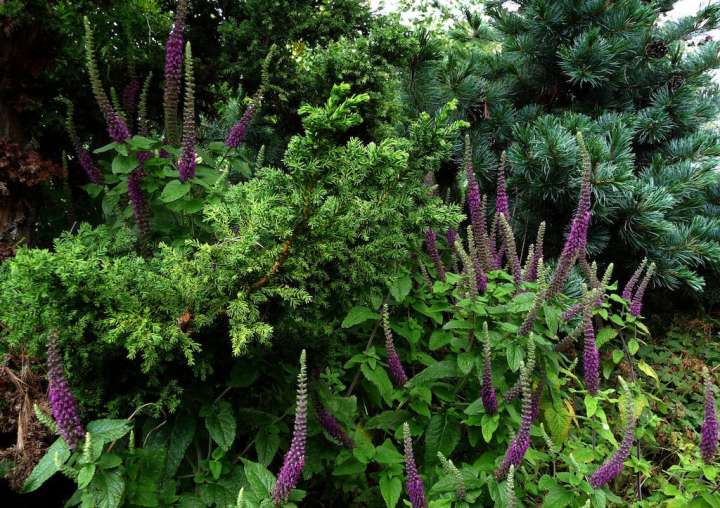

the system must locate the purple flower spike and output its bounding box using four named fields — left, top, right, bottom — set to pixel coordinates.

left=47, top=334, right=84, bottom=449
left=163, top=0, right=188, bottom=145
left=446, top=229, right=457, bottom=254
left=403, top=423, right=427, bottom=508
left=272, top=350, right=308, bottom=506
left=495, top=361, right=533, bottom=480
left=481, top=323, right=497, bottom=414
left=630, top=263, right=655, bottom=317
left=425, top=229, right=445, bottom=282
left=315, top=400, right=353, bottom=448
left=496, top=152, right=509, bottom=219
left=178, top=42, right=196, bottom=182
left=107, top=113, right=130, bottom=144
left=77, top=148, right=103, bottom=184
left=383, top=305, right=408, bottom=387
left=701, top=368, right=718, bottom=463
left=623, top=259, right=648, bottom=302
left=589, top=389, right=636, bottom=488
left=583, top=312, right=600, bottom=395
left=226, top=101, right=258, bottom=148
